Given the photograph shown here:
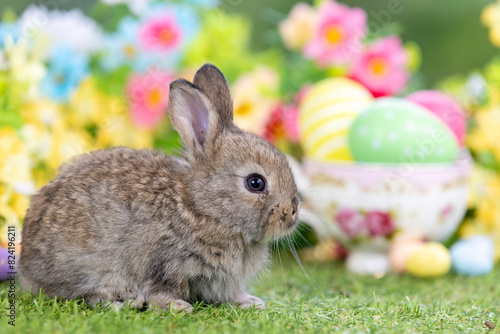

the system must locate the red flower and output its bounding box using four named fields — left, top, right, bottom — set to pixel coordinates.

left=335, top=208, right=366, bottom=237
left=365, top=211, right=394, bottom=237
left=263, top=103, right=299, bottom=144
